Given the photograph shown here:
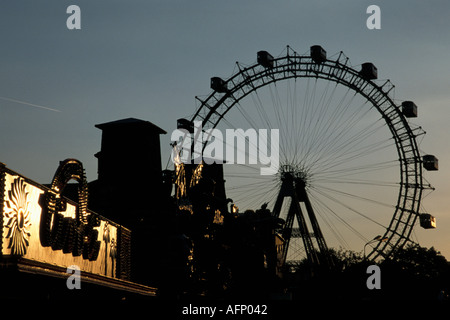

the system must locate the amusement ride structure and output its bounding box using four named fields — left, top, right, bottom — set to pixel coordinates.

left=174, top=45, right=438, bottom=271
